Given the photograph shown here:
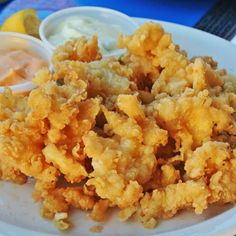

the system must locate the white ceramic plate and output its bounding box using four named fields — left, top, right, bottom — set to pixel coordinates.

left=0, top=18, right=236, bottom=236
